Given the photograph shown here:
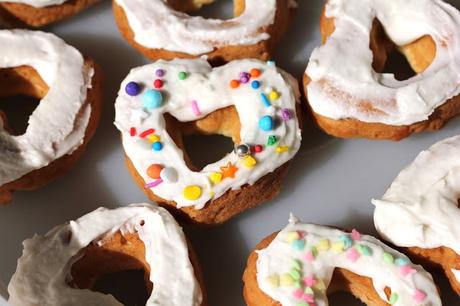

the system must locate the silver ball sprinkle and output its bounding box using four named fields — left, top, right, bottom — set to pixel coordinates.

left=234, top=143, right=250, bottom=157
